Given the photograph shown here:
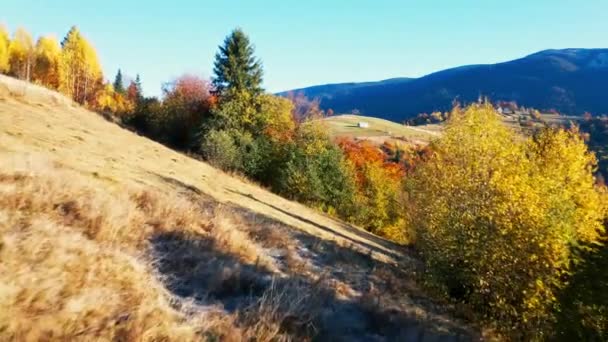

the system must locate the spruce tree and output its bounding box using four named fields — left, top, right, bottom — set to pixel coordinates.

left=113, top=69, right=125, bottom=94
left=212, top=28, right=263, bottom=96
left=61, top=26, right=78, bottom=48
left=135, top=74, right=142, bottom=97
